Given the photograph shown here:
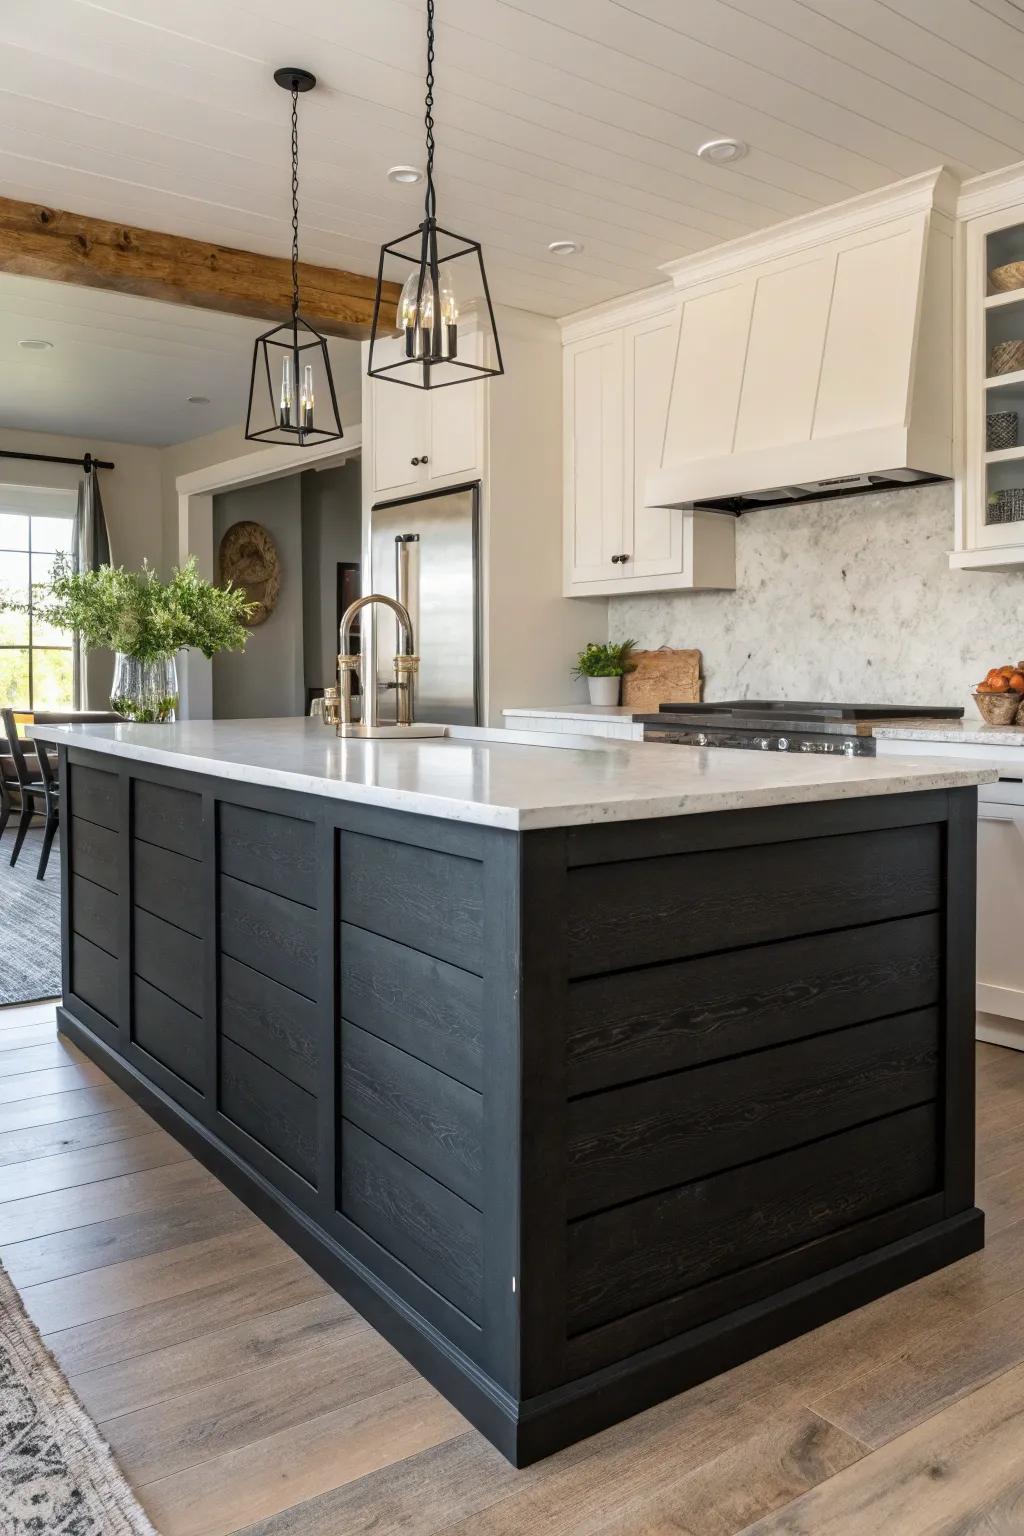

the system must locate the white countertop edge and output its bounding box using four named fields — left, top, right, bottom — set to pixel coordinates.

left=874, top=723, right=1024, bottom=746
left=29, top=722, right=996, bottom=832
left=502, top=705, right=642, bottom=722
